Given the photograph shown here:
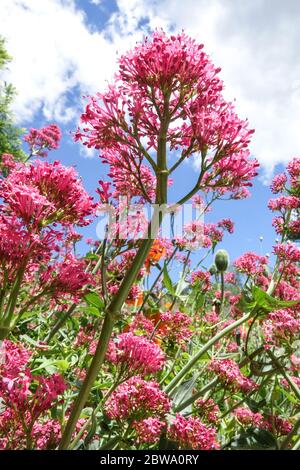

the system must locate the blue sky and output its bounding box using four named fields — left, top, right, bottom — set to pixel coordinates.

left=1, top=0, right=299, bottom=265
